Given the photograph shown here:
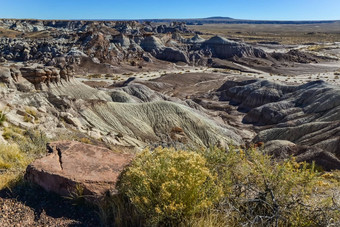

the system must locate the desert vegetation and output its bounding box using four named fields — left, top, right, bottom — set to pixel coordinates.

left=98, top=146, right=340, bottom=226
left=0, top=110, right=6, bottom=126
left=0, top=127, right=48, bottom=189
left=2, top=139, right=339, bottom=226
